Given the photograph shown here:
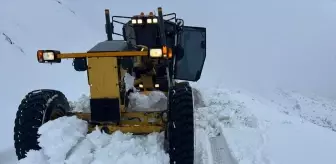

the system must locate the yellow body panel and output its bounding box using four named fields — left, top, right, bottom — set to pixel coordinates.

left=87, top=57, right=120, bottom=99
